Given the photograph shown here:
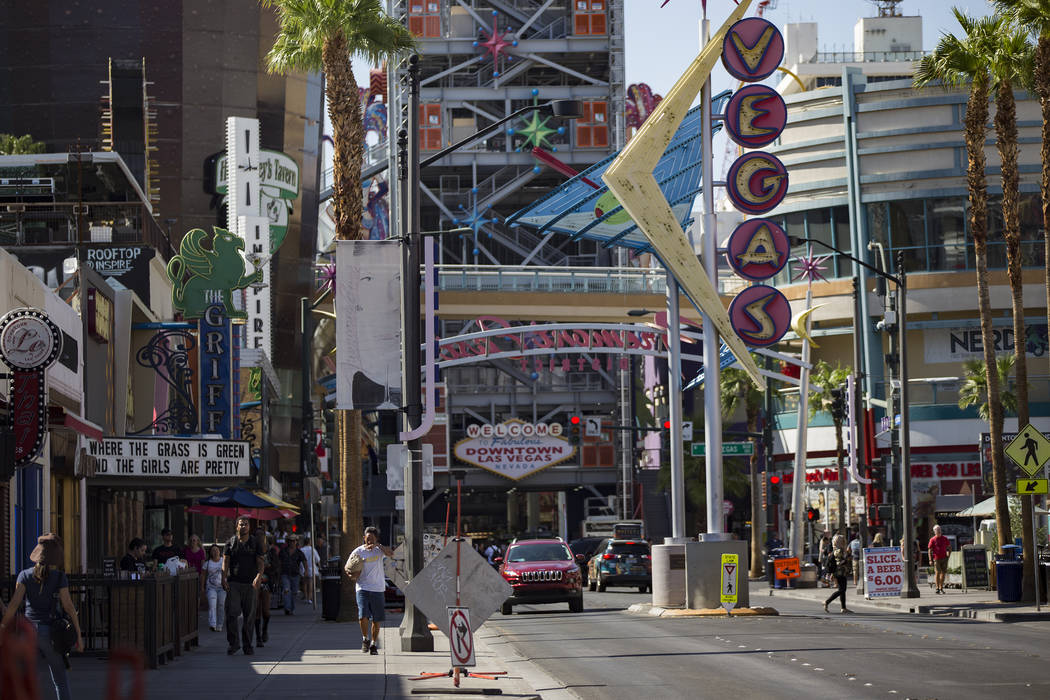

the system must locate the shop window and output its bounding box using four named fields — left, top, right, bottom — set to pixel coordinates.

left=419, top=103, right=442, bottom=151
left=573, top=0, right=607, bottom=36
left=408, top=2, right=441, bottom=38
left=575, top=101, right=608, bottom=149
